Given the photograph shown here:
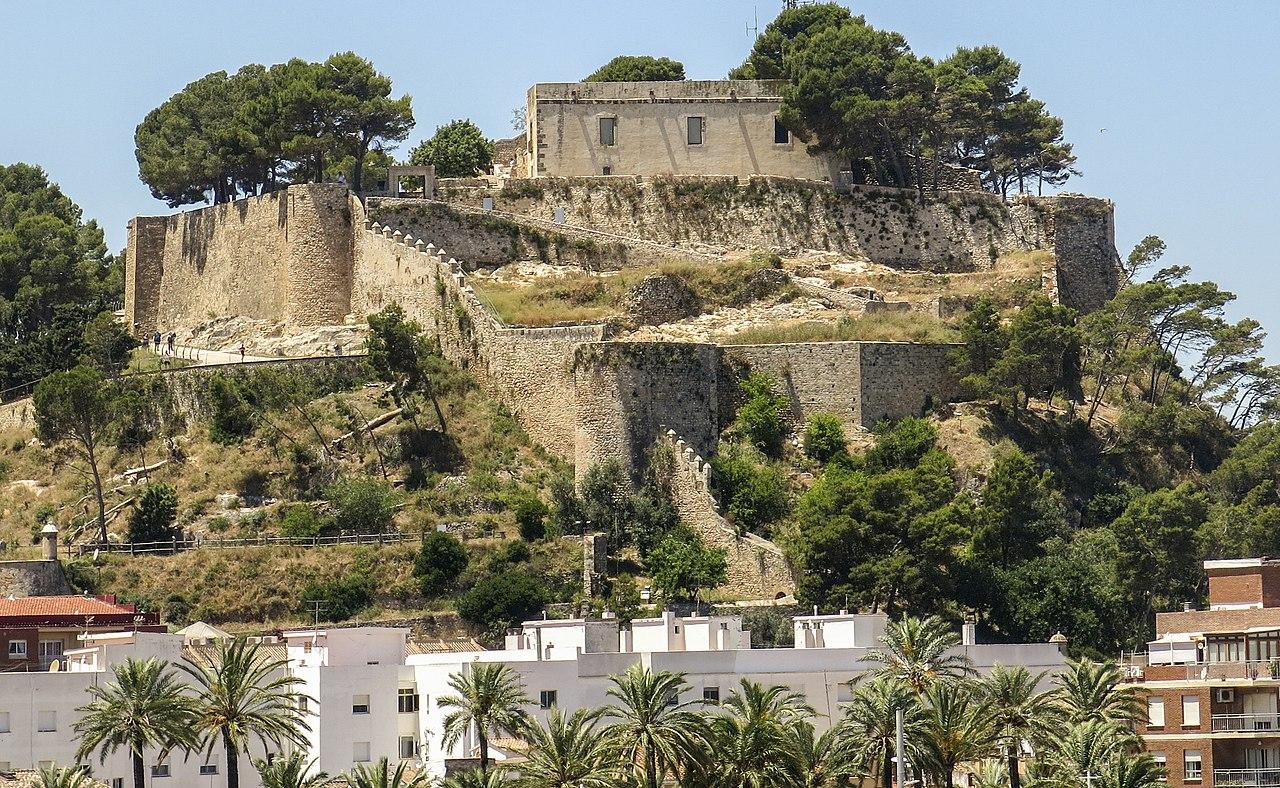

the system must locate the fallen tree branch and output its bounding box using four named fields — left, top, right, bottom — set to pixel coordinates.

left=331, top=407, right=403, bottom=449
